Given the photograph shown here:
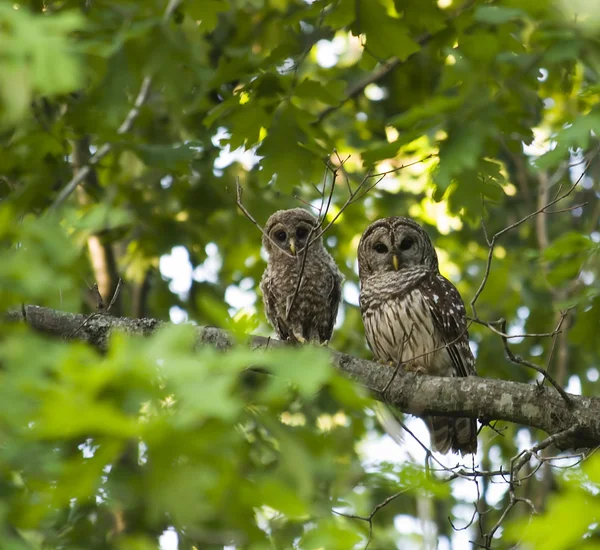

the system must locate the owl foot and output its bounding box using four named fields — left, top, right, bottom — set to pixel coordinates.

left=404, top=364, right=427, bottom=375
left=293, top=333, right=306, bottom=344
